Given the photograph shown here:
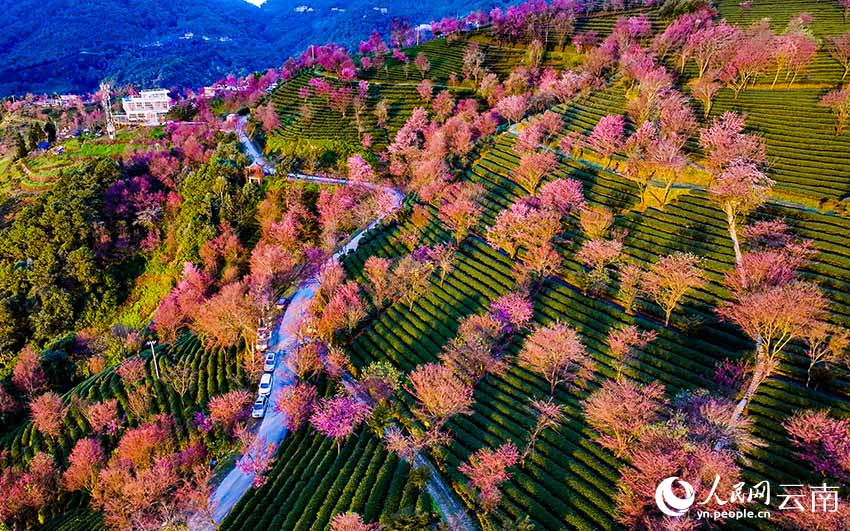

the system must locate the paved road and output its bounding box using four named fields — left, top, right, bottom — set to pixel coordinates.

left=200, top=117, right=470, bottom=530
